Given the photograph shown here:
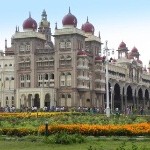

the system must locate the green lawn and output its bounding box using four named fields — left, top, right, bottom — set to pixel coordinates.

left=0, top=136, right=150, bottom=150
